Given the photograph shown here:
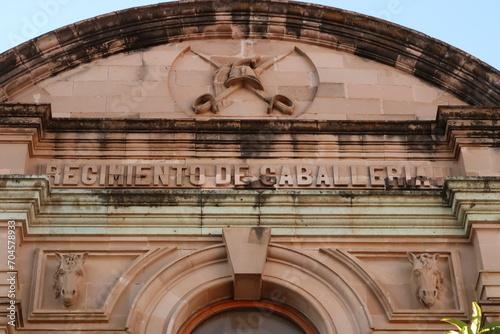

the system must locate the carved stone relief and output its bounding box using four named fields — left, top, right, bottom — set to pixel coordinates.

left=53, top=252, right=88, bottom=308
left=168, top=40, right=318, bottom=117
left=191, top=52, right=295, bottom=115
left=408, top=252, right=444, bottom=309
left=350, top=250, right=463, bottom=316
left=29, top=249, right=162, bottom=322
